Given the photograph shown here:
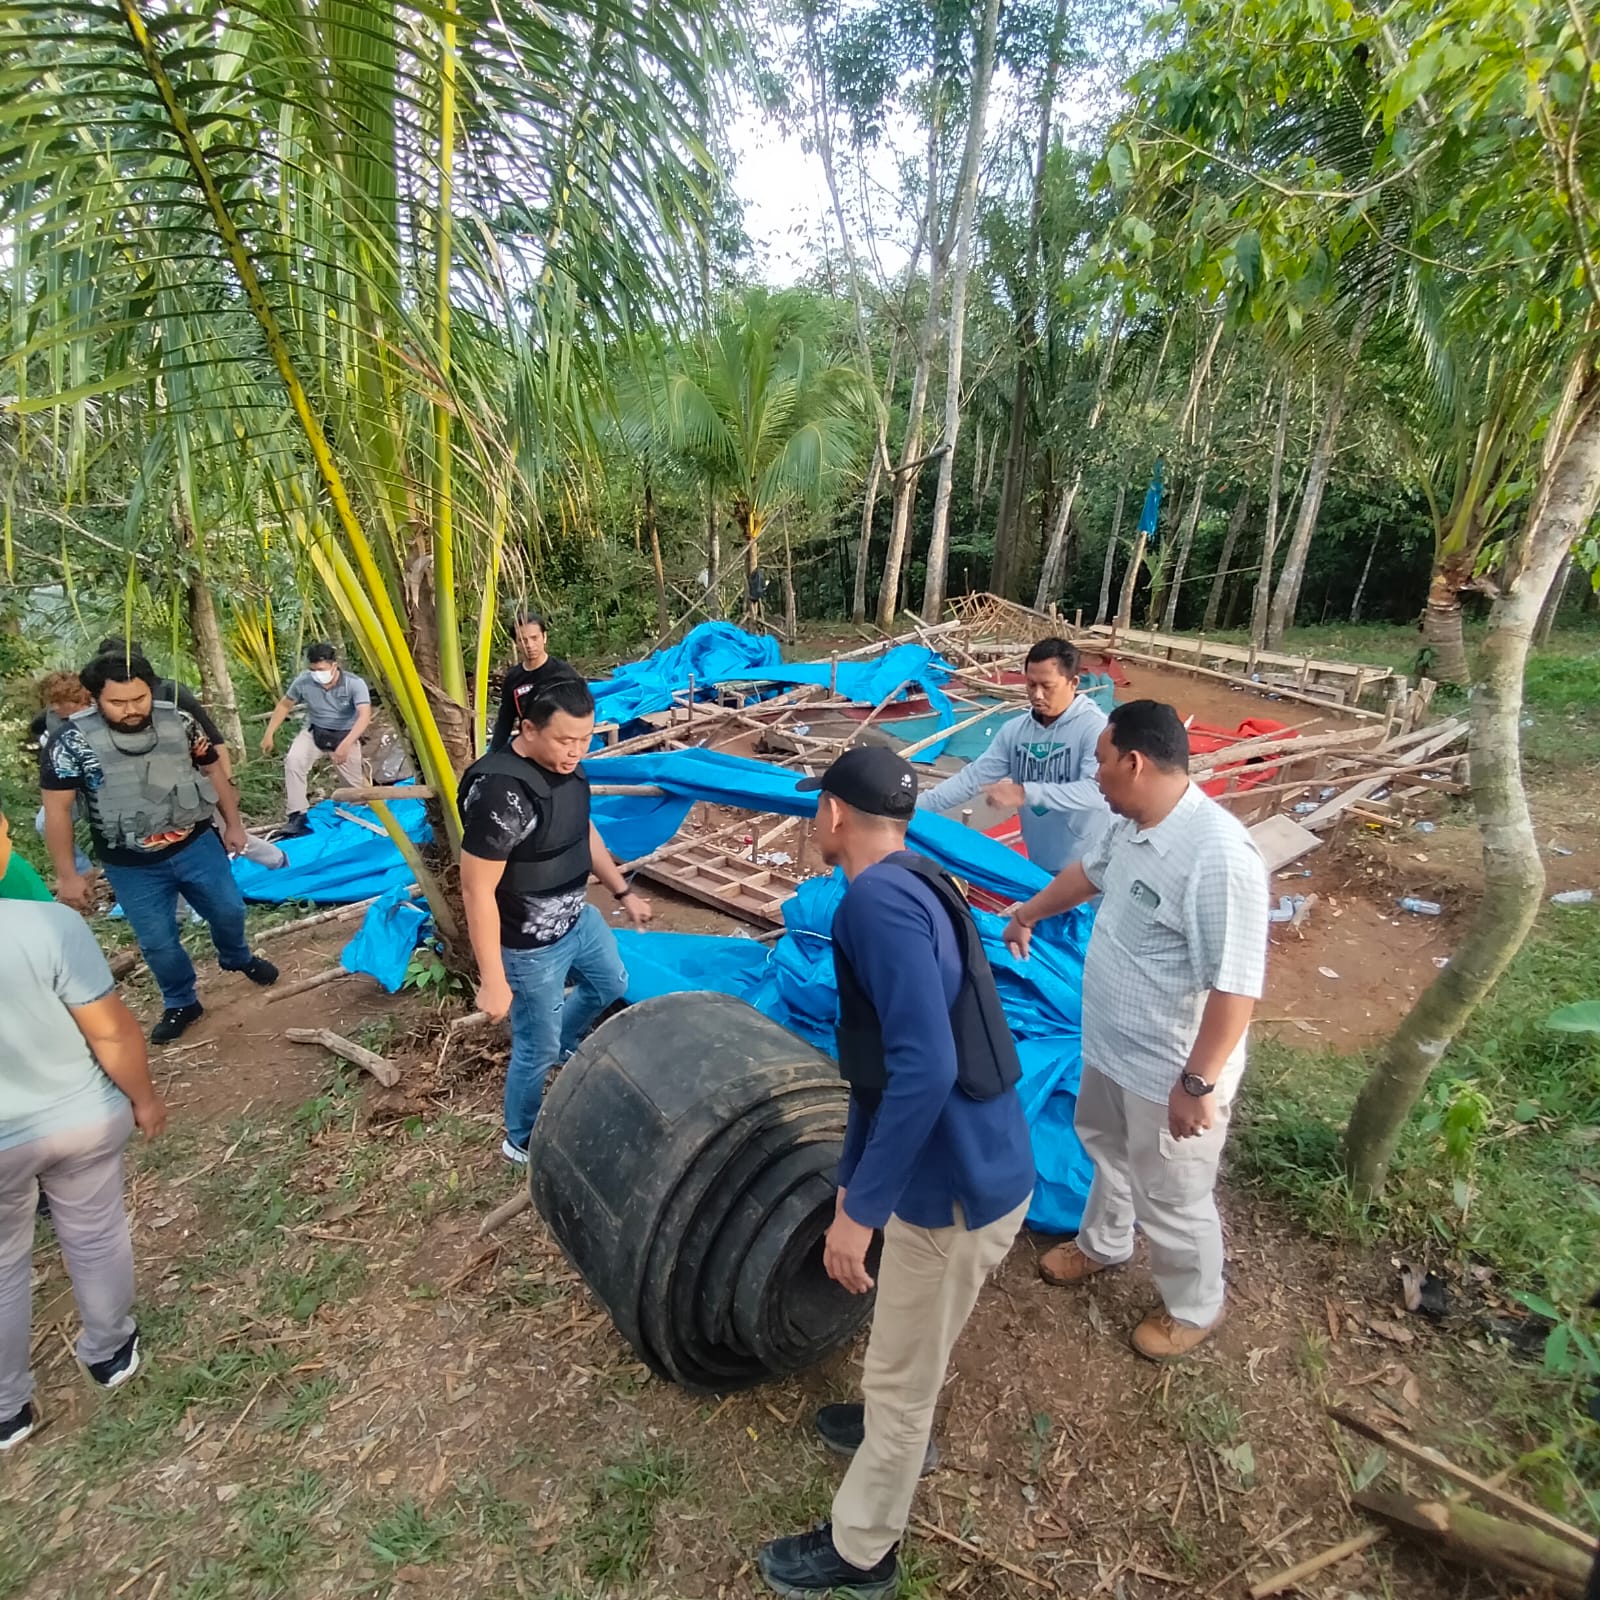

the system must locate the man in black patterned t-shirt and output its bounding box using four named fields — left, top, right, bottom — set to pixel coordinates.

left=458, top=675, right=651, bottom=1164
